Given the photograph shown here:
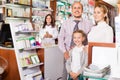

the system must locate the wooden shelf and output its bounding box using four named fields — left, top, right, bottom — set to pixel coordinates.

left=24, top=71, right=42, bottom=77
left=5, top=3, right=31, bottom=8
left=6, top=16, right=30, bottom=20
left=32, top=15, right=41, bottom=17
left=14, top=3, right=31, bottom=6
left=22, top=62, right=44, bottom=69
left=32, top=7, right=53, bottom=11
left=23, top=46, right=42, bottom=50
left=0, top=0, right=52, bottom=79
left=15, top=31, right=39, bottom=34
